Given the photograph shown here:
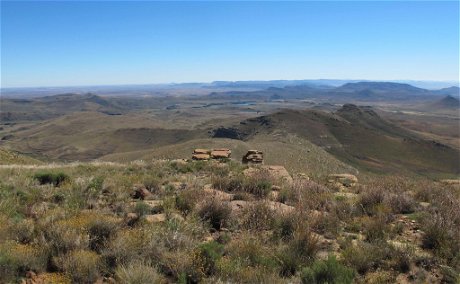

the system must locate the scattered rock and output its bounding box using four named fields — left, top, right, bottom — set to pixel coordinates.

left=242, top=150, right=264, bottom=164
left=131, top=184, right=154, bottom=200
left=204, top=184, right=234, bottom=201
left=144, top=214, right=166, bottom=223
left=271, top=185, right=282, bottom=191
left=169, top=181, right=187, bottom=191
left=440, top=179, right=460, bottom=185
left=267, top=165, right=293, bottom=184
left=327, top=174, right=358, bottom=188
left=267, top=201, right=295, bottom=214
left=125, top=212, right=139, bottom=225
left=230, top=200, right=250, bottom=212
